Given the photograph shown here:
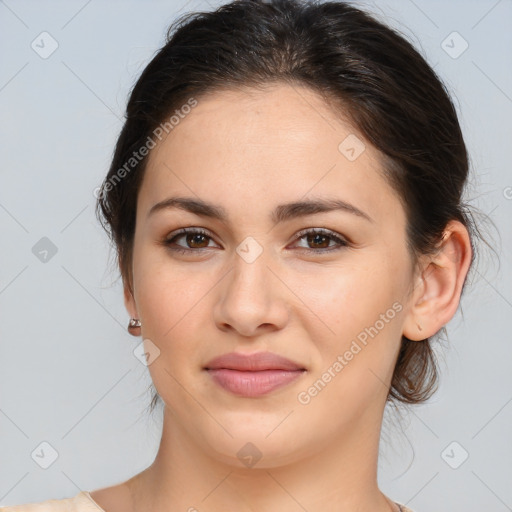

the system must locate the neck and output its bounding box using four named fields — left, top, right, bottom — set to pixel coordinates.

left=128, top=403, right=399, bottom=512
